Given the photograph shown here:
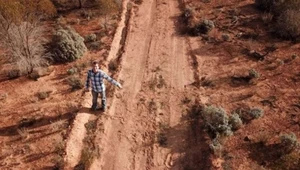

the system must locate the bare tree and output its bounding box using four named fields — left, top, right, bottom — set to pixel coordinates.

left=0, top=14, right=49, bottom=75
left=0, top=0, right=54, bottom=75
